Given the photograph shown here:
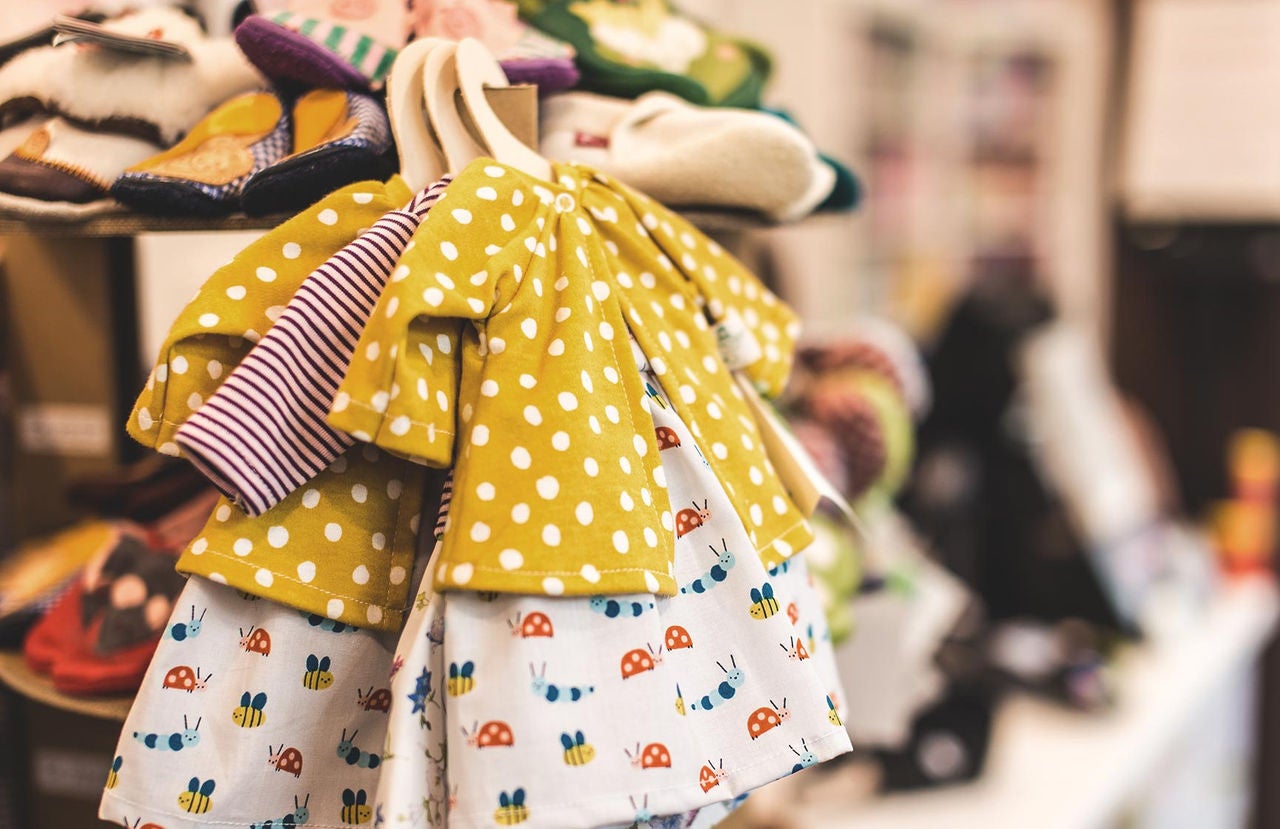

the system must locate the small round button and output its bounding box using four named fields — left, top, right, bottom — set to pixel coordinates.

left=555, top=192, right=576, bottom=213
